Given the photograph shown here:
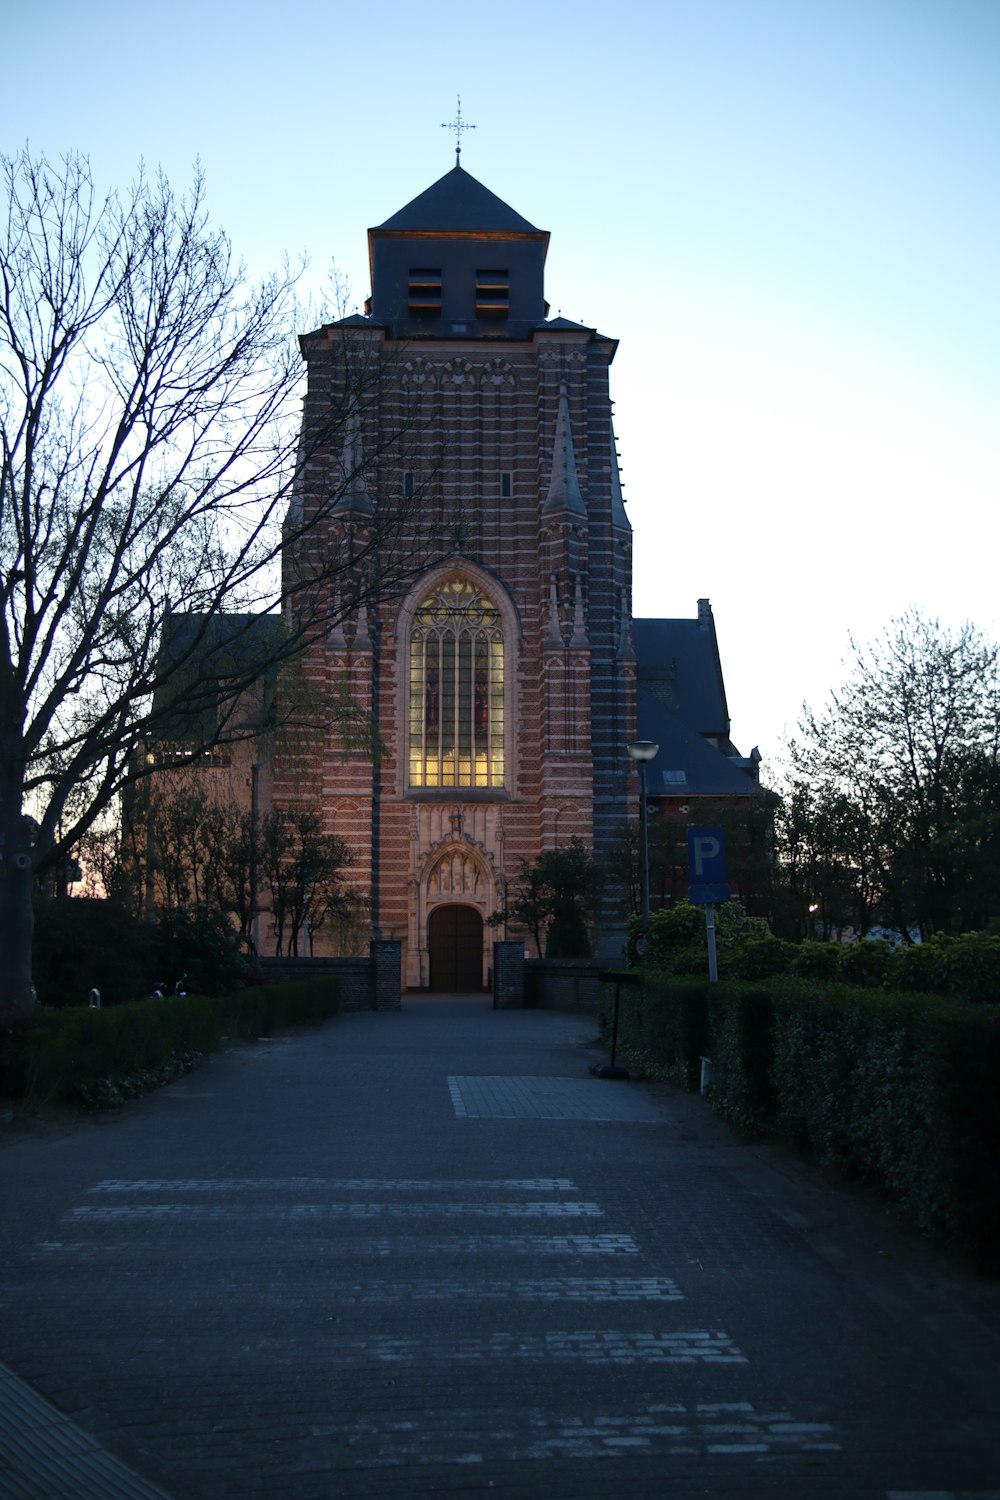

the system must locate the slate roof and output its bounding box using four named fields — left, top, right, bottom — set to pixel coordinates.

left=151, top=612, right=284, bottom=739
left=633, top=612, right=759, bottom=797
left=377, top=164, right=541, bottom=234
